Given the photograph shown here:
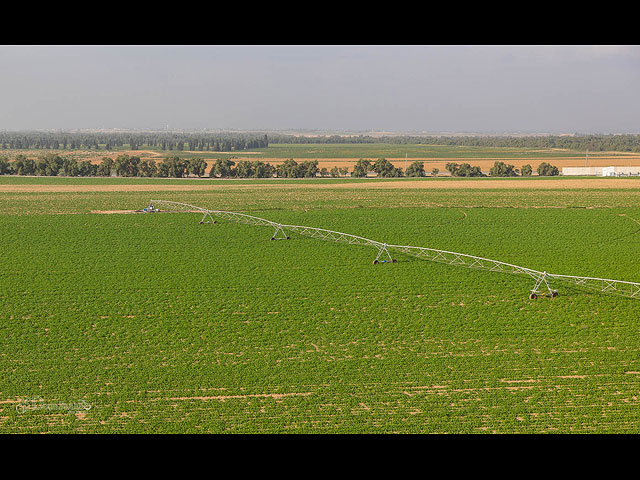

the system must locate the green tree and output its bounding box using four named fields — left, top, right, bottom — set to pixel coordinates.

left=447, top=162, right=484, bottom=177
left=41, top=154, right=63, bottom=176
left=210, top=158, right=236, bottom=178
left=300, top=160, right=319, bottom=178
left=521, top=164, right=533, bottom=176
left=352, top=158, right=371, bottom=178
left=537, top=162, right=559, bottom=176
left=235, top=160, right=254, bottom=178
left=24, top=158, right=36, bottom=175
left=489, top=161, right=517, bottom=177
left=97, top=157, right=114, bottom=176
left=187, top=158, right=207, bottom=177
left=372, top=158, right=399, bottom=177
left=166, top=157, right=187, bottom=178
left=405, top=161, right=426, bottom=177
left=431, top=167, right=440, bottom=177
left=78, top=160, right=97, bottom=176
left=157, top=161, right=170, bottom=177
left=252, top=161, right=274, bottom=178
left=13, top=154, right=36, bottom=175
left=445, top=162, right=459, bottom=176
left=62, top=157, right=79, bottom=176
left=139, top=160, right=157, bottom=177
left=114, top=154, right=141, bottom=177
left=35, top=158, right=47, bottom=176
left=277, top=159, right=300, bottom=178
left=0, top=156, right=10, bottom=175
